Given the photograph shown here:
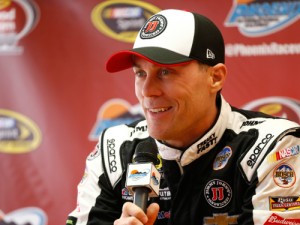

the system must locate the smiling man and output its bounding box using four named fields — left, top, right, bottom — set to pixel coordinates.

left=66, top=9, right=300, bottom=225
left=133, top=58, right=224, bottom=148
